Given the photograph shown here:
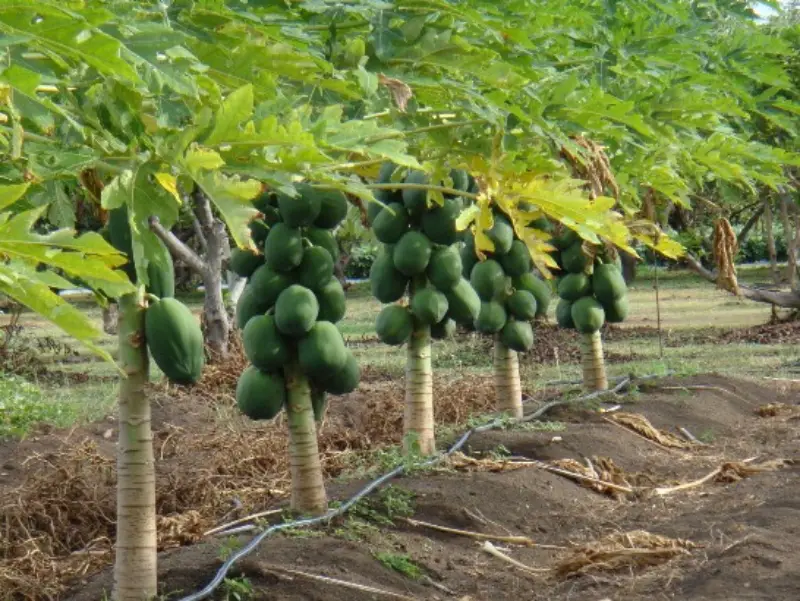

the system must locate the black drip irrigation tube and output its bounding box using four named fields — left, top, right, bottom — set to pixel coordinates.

left=177, top=372, right=669, bottom=601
